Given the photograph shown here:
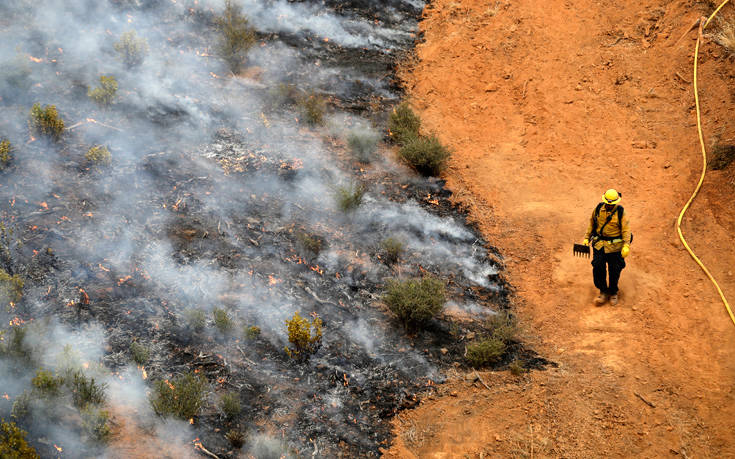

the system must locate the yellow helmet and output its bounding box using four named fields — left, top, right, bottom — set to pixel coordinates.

left=601, top=189, right=621, bottom=205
